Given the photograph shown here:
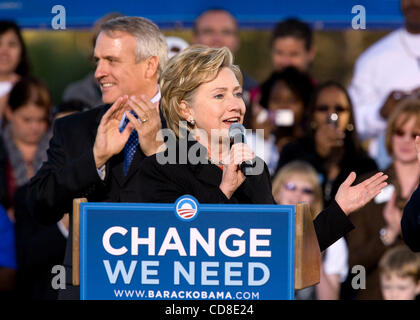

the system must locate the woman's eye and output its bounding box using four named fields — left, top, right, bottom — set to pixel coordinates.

left=215, top=94, right=224, bottom=99
left=235, top=92, right=243, bottom=98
